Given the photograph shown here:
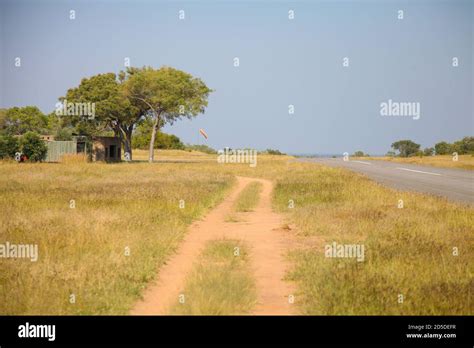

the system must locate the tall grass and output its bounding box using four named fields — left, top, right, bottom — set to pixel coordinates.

left=0, top=160, right=233, bottom=314
left=169, top=240, right=256, bottom=315
left=273, top=162, right=474, bottom=315
left=59, top=153, right=88, bottom=164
